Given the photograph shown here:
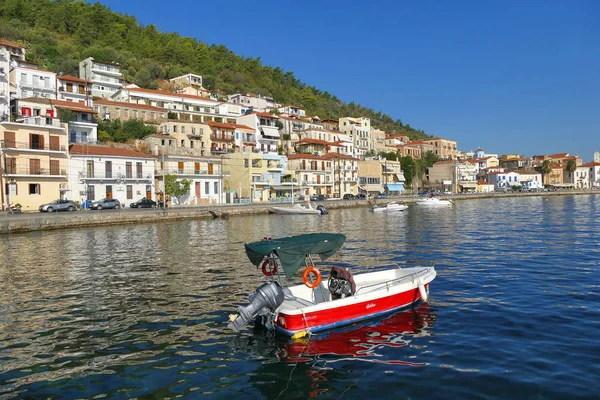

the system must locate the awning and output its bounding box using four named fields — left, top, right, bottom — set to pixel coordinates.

left=386, top=183, right=405, bottom=191
left=460, top=183, right=477, bottom=188
left=261, top=126, right=280, bottom=138
left=395, top=173, right=405, bottom=182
